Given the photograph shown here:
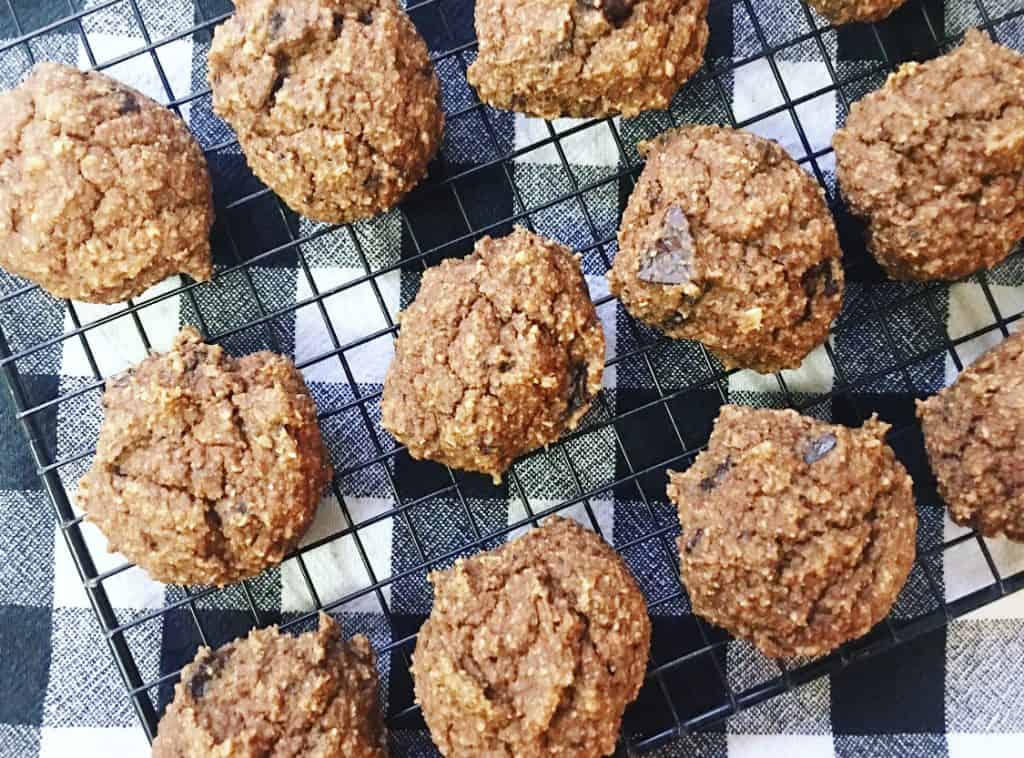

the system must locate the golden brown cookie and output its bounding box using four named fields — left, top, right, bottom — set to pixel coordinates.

left=668, top=406, right=917, bottom=658
left=412, top=517, right=651, bottom=758
left=0, top=63, right=213, bottom=303
left=917, top=330, right=1024, bottom=540
left=208, top=0, right=444, bottom=223
left=466, top=0, right=709, bottom=118
left=381, top=228, right=605, bottom=482
left=808, top=0, right=907, bottom=25
left=152, top=613, right=387, bottom=758
left=833, top=30, right=1024, bottom=281
left=608, top=125, right=843, bottom=373
left=76, top=327, right=331, bottom=586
